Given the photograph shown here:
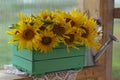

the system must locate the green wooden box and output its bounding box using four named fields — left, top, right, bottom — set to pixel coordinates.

left=12, top=44, right=86, bottom=76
